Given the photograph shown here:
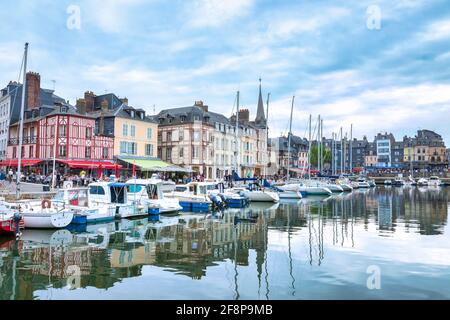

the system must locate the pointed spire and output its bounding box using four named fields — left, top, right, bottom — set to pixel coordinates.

left=255, top=77, right=266, bottom=125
